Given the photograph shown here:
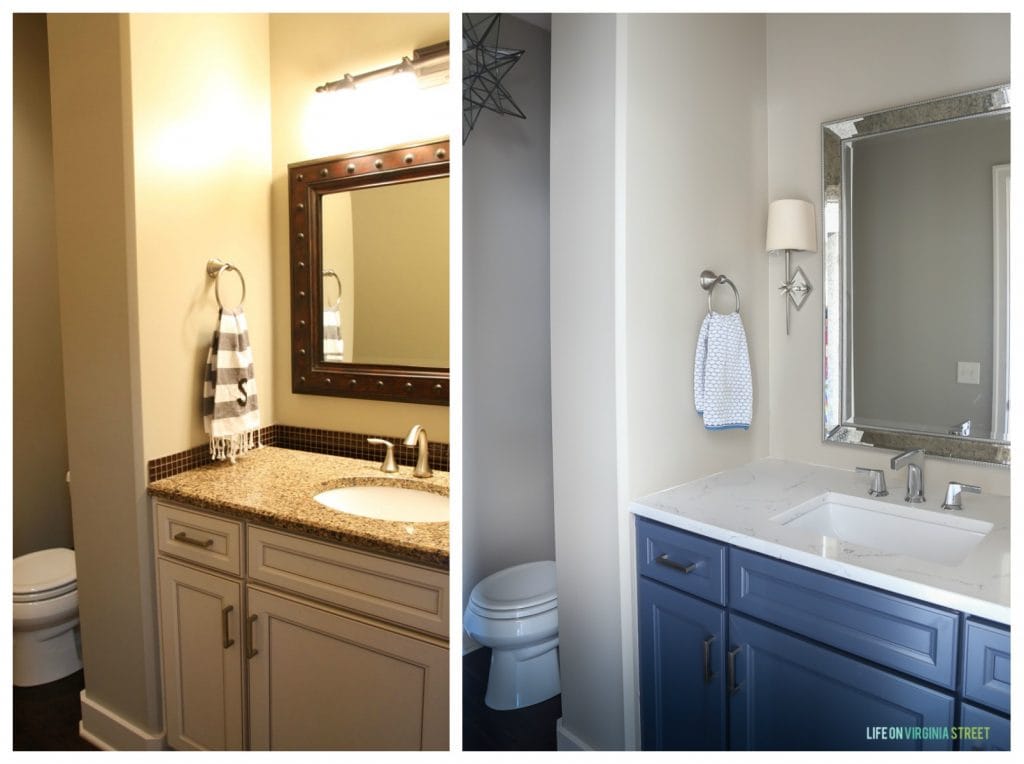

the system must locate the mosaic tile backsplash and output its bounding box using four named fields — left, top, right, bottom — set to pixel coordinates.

left=147, top=424, right=449, bottom=482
